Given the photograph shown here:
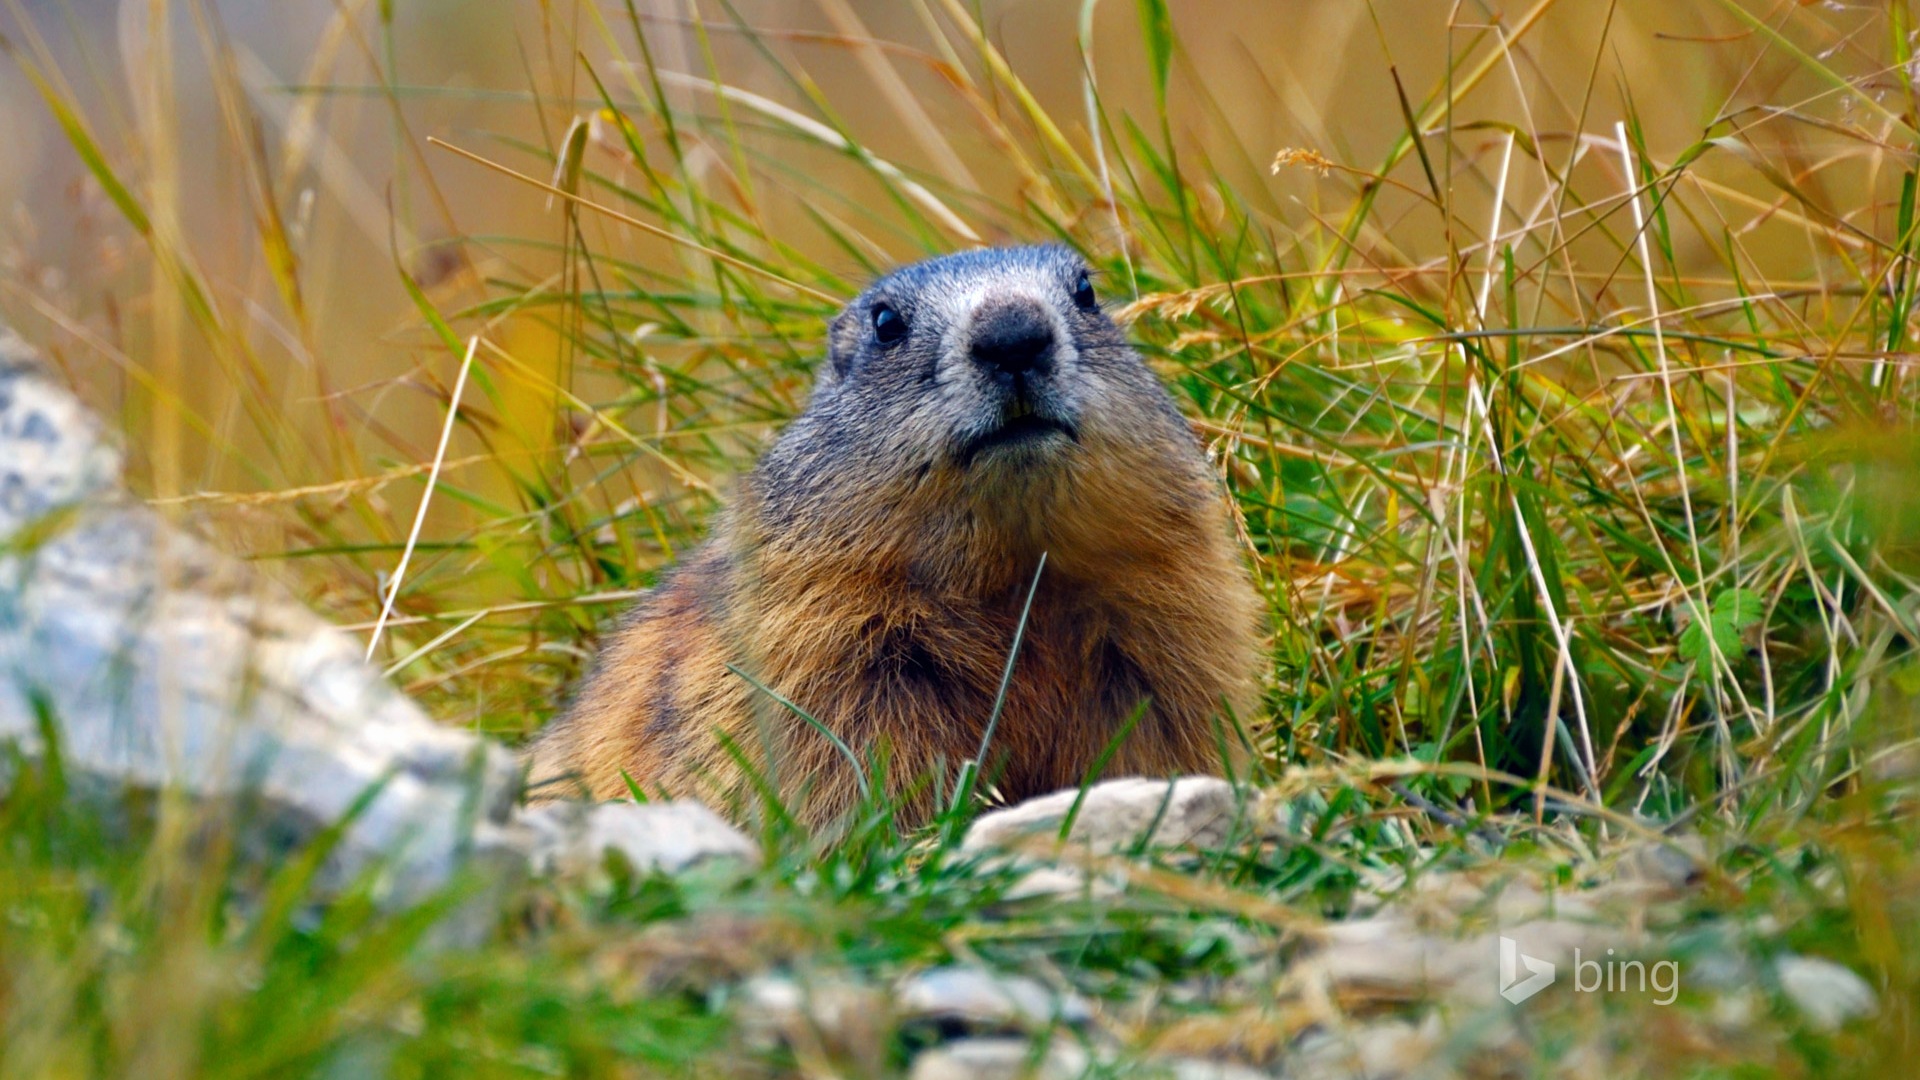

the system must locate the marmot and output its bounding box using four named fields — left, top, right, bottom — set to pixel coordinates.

left=526, top=245, right=1265, bottom=826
